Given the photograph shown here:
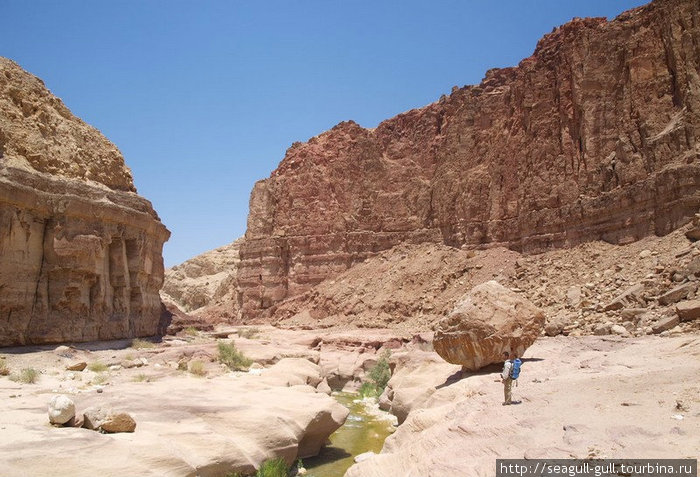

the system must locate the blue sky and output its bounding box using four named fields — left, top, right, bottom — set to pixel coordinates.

left=1, top=0, right=647, bottom=267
